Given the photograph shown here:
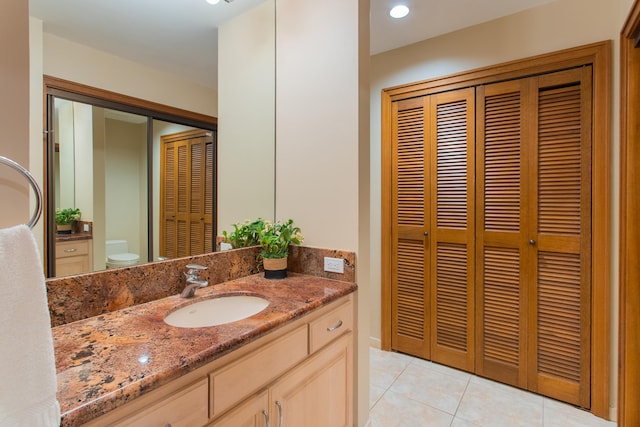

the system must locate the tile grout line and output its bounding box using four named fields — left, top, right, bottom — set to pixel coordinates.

left=369, top=351, right=413, bottom=412
left=449, top=372, right=473, bottom=427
